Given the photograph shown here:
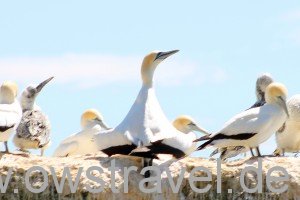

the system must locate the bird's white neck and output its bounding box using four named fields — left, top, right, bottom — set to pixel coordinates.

left=141, top=61, right=158, bottom=87
left=21, top=97, right=38, bottom=112
left=82, top=122, right=101, bottom=130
